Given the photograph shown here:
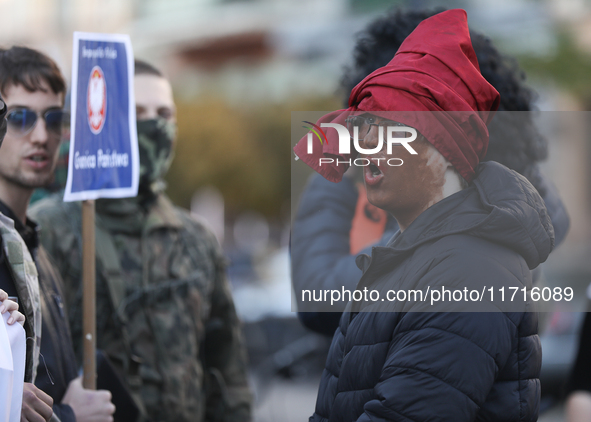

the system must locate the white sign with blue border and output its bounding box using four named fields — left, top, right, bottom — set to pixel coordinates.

left=64, top=32, right=138, bottom=202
